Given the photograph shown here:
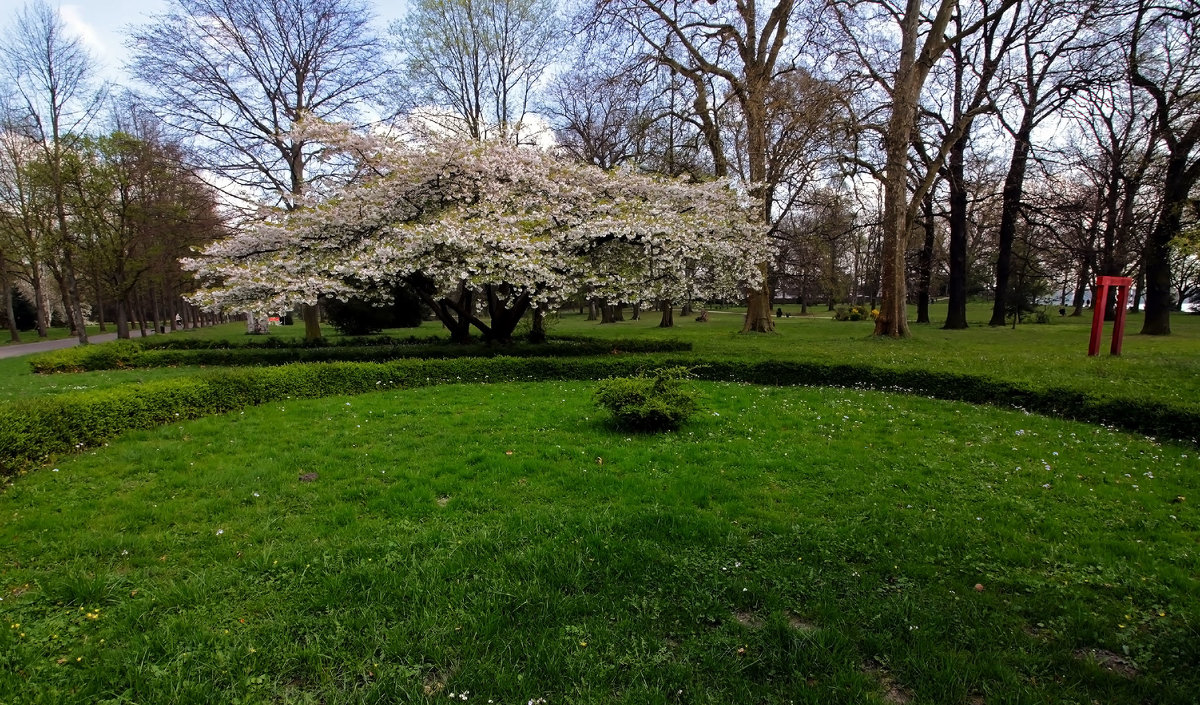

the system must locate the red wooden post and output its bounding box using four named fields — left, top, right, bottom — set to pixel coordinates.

left=1088, top=276, right=1134, bottom=356
left=1111, top=281, right=1132, bottom=355
left=1088, top=281, right=1109, bottom=356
